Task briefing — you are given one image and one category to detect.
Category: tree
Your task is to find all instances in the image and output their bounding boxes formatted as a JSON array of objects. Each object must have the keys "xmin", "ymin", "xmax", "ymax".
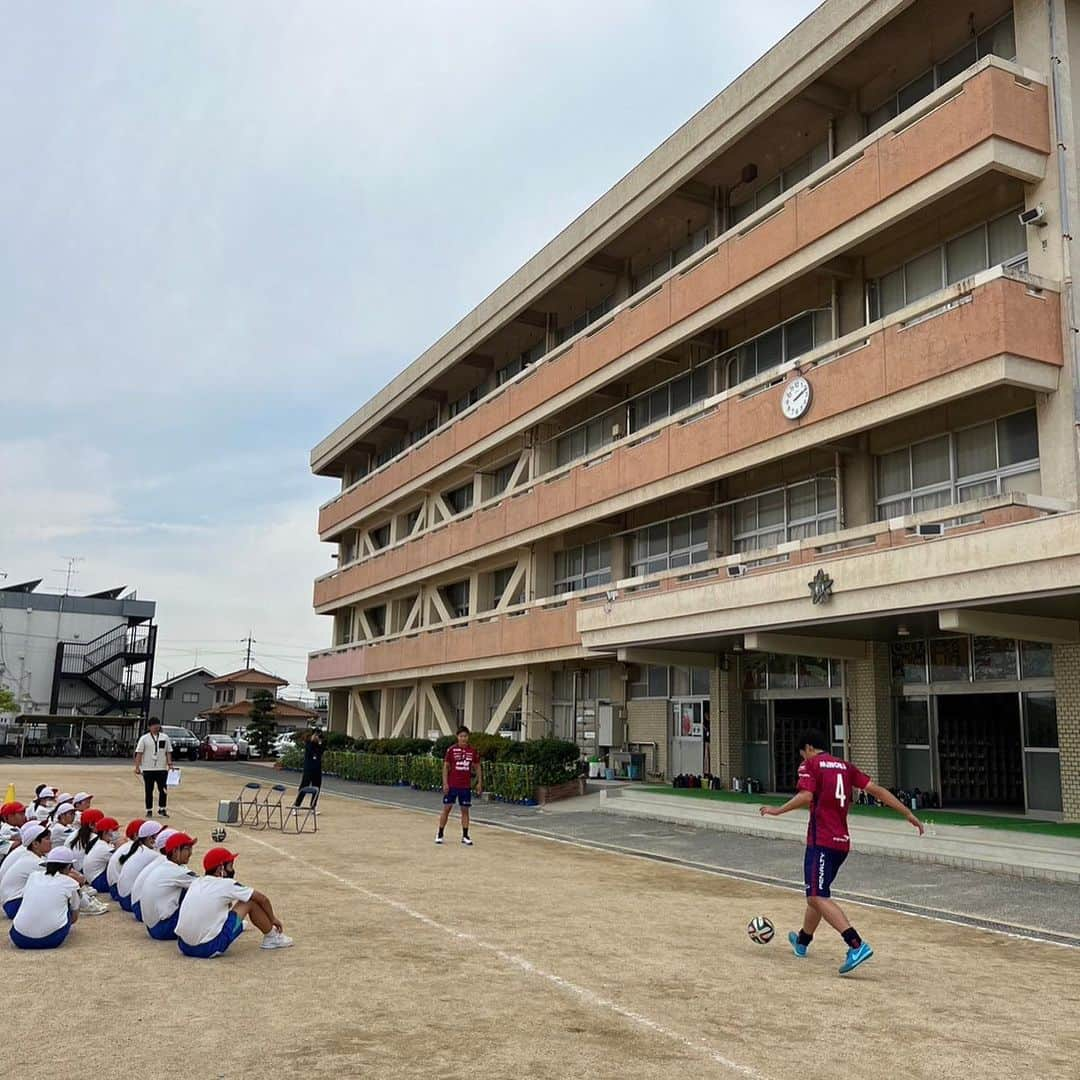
[
  {"xmin": 247, "ymin": 690, "xmax": 278, "ymax": 758},
  {"xmin": 0, "ymin": 686, "xmax": 17, "ymax": 714}
]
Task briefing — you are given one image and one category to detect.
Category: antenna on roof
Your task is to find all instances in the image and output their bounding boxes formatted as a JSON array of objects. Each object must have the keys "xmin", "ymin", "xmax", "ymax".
[{"xmin": 51, "ymin": 556, "xmax": 84, "ymax": 596}]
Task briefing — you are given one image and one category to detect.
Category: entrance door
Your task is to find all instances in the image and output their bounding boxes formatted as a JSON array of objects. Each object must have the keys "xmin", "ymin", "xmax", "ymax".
[
  {"xmin": 935, "ymin": 693, "xmax": 1023, "ymax": 809},
  {"xmin": 670, "ymin": 699, "xmax": 708, "ymax": 776},
  {"xmin": 773, "ymin": 699, "xmax": 831, "ymax": 792}
]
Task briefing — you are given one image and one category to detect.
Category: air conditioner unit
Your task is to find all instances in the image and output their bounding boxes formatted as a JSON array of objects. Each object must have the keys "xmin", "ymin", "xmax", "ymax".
[
  {"xmin": 727, "ymin": 565, "xmax": 747, "ymax": 578},
  {"xmin": 915, "ymin": 523, "xmax": 945, "ymax": 538},
  {"xmin": 1019, "ymin": 204, "xmax": 1048, "ymax": 228}
]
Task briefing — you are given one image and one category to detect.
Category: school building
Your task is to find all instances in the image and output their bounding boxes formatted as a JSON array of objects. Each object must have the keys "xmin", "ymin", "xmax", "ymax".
[{"xmin": 308, "ymin": 0, "xmax": 1080, "ymax": 820}]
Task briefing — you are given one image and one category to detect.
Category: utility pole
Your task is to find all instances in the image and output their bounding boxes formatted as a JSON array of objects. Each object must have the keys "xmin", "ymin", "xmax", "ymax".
[{"xmin": 242, "ymin": 632, "xmax": 256, "ymax": 669}]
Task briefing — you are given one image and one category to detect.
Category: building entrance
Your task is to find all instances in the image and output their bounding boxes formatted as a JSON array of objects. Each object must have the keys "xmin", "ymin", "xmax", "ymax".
[
  {"xmin": 936, "ymin": 693, "xmax": 1024, "ymax": 809},
  {"xmin": 773, "ymin": 699, "xmax": 830, "ymax": 792}
]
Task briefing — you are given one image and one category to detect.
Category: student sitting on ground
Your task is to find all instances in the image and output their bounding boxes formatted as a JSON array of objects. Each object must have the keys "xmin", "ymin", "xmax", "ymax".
[
  {"xmin": 131, "ymin": 828, "xmax": 177, "ymax": 921},
  {"xmin": 0, "ymin": 802, "xmax": 27, "ymax": 870},
  {"xmin": 0, "ymin": 822, "xmax": 52, "ymax": 918},
  {"xmin": 9, "ymin": 846, "xmax": 83, "ymax": 950},
  {"xmin": 83, "ymin": 817, "xmax": 121, "ymax": 894},
  {"xmin": 69, "ymin": 809, "xmax": 105, "ymax": 873},
  {"xmin": 28, "ymin": 786, "xmax": 56, "ymax": 823},
  {"xmin": 117, "ymin": 821, "xmax": 162, "ymax": 912},
  {"xmin": 175, "ymin": 847, "xmax": 293, "ymax": 958},
  {"xmin": 49, "ymin": 803, "xmax": 78, "ymax": 847},
  {"xmin": 106, "ymin": 820, "xmax": 145, "ymax": 901},
  {"xmin": 71, "ymin": 792, "xmax": 94, "ymax": 825},
  {"xmin": 140, "ymin": 832, "xmax": 198, "ymax": 940}
]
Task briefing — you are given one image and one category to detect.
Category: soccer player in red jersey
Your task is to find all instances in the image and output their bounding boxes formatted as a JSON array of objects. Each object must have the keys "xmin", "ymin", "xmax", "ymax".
[
  {"xmin": 760, "ymin": 729, "xmax": 923, "ymax": 974},
  {"xmin": 436, "ymin": 726, "xmax": 483, "ymax": 846}
]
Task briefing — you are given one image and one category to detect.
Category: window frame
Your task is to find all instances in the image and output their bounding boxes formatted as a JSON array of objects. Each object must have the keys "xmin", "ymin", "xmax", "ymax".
[
  {"xmin": 731, "ymin": 477, "xmax": 838, "ymax": 554},
  {"xmin": 630, "ymin": 513, "xmax": 710, "ymax": 577},
  {"xmin": 554, "ymin": 540, "xmax": 612, "ymax": 595}
]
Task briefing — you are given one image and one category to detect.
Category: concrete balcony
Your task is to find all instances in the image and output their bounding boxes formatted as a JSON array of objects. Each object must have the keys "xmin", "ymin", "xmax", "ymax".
[
  {"xmin": 313, "ymin": 268, "xmax": 1063, "ymax": 612},
  {"xmin": 317, "ymin": 58, "xmax": 1050, "ymax": 541}
]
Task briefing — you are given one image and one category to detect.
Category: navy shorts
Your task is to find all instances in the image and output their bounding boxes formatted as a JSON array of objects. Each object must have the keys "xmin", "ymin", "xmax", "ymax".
[
  {"xmin": 442, "ymin": 786, "xmax": 472, "ymax": 807},
  {"xmin": 178, "ymin": 910, "xmax": 244, "ymax": 959},
  {"xmin": 3, "ymin": 898, "xmax": 21, "ymax": 920},
  {"xmin": 91, "ymin": 871, "xmax": 109, "ymax": 894},
  {"xmin": 9, "ymin": 915, "xmax": 71, "ymax": 950},
  {"xmin": 147, "ymin": 909, "xmax": 181, "ymax": 941},
  {"xmin": 804, "ymin": 846, "xmax": 847, "ymax": 899}
]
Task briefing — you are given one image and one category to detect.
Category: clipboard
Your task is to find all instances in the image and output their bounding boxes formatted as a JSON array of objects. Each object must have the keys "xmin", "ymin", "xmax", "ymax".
[{"xmin": 166, "ymin": 768, "xmax": 182, "ymax": 787}]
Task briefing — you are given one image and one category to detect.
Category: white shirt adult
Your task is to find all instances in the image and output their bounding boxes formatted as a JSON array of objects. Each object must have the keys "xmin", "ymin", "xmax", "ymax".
[
  {"xmin": 135, "ymin": 730, "xmax": 173, "ymax": 772},
  {"xmin": 139, "ymin": 860, "xmax": 196, "ymax": 928},
  {"xmin": 175, "ymin": 877, "xmax": 253, "ymax": 946},
  {"xmin": 82, "ymin": 837, "xmax": 114, "ymax": 885},
  {"xmin": 12, "ymin": 871, "xmax": 79, "ymax": 939},
  {"xmin": 117, "ymin": 844, "xmax": 158, "ymax": 900},
  {"xmin": 0, "ymin": 849, "xmax": 43, "ymax": 905}
]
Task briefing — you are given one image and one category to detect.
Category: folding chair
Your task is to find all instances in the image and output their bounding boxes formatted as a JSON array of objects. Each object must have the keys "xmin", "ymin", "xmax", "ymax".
[
  {"xmin": 237, "ymin": 783, "xmax": 262, "ymax": 826},
  {"xmin": 252, "ymin": 784, "xmax": 288, "ymax": 831},
  {"xmin": 280, "ymin": 786, "xmax": 319, "ymax": 834}
]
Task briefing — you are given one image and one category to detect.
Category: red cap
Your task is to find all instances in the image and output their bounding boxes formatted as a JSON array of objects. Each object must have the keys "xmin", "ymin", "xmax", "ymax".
[
  {"xmin": 164, "ymin": 832, "xmax": 197, "ymax": 855},
  {"xmin": 0, "ymin": 802, "xmax": 26, "ymax": 819},
  {"xmin": 124, "ymin": 818, "xmax": 146, "ymax": 840},
  {"xmin": 202, "ymin": 847, "xmax": 238, "ymax": 873},
  {"xmin": 80, "ymin": 808, "xmax": 105, "ymax": 827},
  {"xmin": 94, "ymin": 817, "xmax": 120, "ymax": 833}
]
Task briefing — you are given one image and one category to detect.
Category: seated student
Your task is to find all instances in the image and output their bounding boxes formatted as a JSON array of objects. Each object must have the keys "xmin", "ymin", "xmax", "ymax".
[
  {"xmin": 140, "ymin": 832, "xmax": 198, "ymax": 940},
  {"xmin": 69, "ymin": 809, "xmax": 105, "ymax": 873},
  {"xmin": 49, "ymin": 803, "xmax": 78, "ymax": 848},
  {"xmin": 0, "ymin": 822, "xmax": 52, "ymax": 918},
  {"xmin": 116, "ymin": 820, "xmax": 162, "ymax": 912},
  {"xmin": 1, "ymin": 802, "xmax": 28, "ymax": 870},
  {"xmin": 28, "ymin": 786, "xmax": 57, "ymax": 823},
  {"xmin": 131, "ymin": 828, "xmax": 176, "ymax": 922},
  {"xmin": 175, "ymin": 847, "xmax": 293, "ymax": 958},
  {"xmin": 70, "ymin": 792, "xmax": 94, "ymax": 826},
  {"xmin": 83, "ymin": 817, "xmax": 121, "ymax": 894},
  {"xmin": 106, "ymin": 820, "xmax": 146, "ymax": 901},
  {"xmin": 9, "ymin": 846, "xmax": 83, "ymax": 950}
]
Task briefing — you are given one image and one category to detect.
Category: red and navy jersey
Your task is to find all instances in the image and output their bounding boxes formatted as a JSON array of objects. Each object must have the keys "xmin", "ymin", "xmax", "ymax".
[
  {"xmin": 796, "ymin": 753, "xmax": 871, "ymax": 852},
  {"xmin": 444, "ymin": 745, "xmax": 479, "ymax": 788}
]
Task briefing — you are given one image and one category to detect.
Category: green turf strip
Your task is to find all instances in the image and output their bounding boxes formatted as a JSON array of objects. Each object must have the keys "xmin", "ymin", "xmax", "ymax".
[{"xmin": 636, "ymin": 785, "xmax": 1080, "ymax": 838}]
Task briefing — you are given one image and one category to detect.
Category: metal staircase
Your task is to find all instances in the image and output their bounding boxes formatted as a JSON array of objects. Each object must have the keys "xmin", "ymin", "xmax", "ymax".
[{"xmin": 50, "ymin": 622, "xmax": 157, "ymax": 717}]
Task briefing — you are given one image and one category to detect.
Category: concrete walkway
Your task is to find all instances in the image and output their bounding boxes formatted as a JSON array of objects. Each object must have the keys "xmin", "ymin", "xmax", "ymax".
[{"xmin": 596, "ymin": 787, "xmax": 1080, "ymax": 884}]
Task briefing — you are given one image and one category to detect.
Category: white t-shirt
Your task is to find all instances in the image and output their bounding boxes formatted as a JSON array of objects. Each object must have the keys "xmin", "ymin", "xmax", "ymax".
[
  {"xmin": 117, "ymin": 844, "xmax": 158, "ymax": 900},
  {"xmin": 131, "ymin": 852, "xmax": 164, "ymax": 906},
  {"xmin": 136, "ymin": 732, "xmax": 173, "ymax": 771},
  {"xmin": 175, "ymin": 876, "xmax": 254, "ymax": 946},
  {"xmin": 139, "ymin": 860, "xmax": 196, "ymax": 927},
  {"xmin": 0, "ymin": 823, "xmax": 20, "ymax": 867},
  {"xmin": 31, "ymin": 804, "xmax": 52, "ymax": 822},
  {"xmin": 50, "ymin": 823, "xmax": 76, "ymax": 848},
  {"xmin": 12, "ymin": 872, "xmax": 79, "ymax": 939},
  {"xmin": 0, "ymin": 849, "xmax": 44, "ymax": 904},
  {"xmin": 82, "ymin": 838, "xmax": 114, "ymax": 884},
  {"xmin": 107, "ymin": 841, "xmax": 134, "ymax": 888}
]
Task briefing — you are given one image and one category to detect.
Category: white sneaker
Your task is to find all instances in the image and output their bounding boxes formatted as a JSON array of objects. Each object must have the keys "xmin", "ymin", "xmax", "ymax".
[
  {"xmin": 260, "ymin": 929, "xmax": 294, "ymax": 950},
  {"xmin": 461, "ymin": 835, "xmax": 473, "ymax": 846},
  {"xmin": 434, "ymin": 832, "xmax": 444, "ymax": 844},
  {"xmin": 81, "ymin": 895, "xmax": 109, "ymax": 915}
]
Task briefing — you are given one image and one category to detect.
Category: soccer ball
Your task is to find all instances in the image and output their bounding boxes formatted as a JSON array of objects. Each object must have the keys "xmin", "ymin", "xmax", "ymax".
[
  {"xmin": 747, "ymin": 916, "xmax": 774, "ymax": 944},
  {"xmin": 212, "ymin": 827, "xmax": 227, "ymax": 843}
]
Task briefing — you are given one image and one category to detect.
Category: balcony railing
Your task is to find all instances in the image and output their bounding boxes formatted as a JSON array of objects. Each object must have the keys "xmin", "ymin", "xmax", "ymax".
[{"xmin": 317, "ymin": 57, "xmax": 1050, "ymax": 538}]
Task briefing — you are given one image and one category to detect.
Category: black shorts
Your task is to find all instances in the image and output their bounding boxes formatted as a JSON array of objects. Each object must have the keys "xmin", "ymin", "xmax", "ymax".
[
  {"xmin": 804, "ymin": 846, "xmax": 847, "ymax": 898},
  {"xmin": 442, "ymin": 786, "xmax": 472, "ymax": 807}
]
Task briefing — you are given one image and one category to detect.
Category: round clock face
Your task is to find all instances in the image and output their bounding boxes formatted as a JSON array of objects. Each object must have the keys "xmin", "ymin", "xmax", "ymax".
[{"xmin": 781, "ymin": 376, "xmax": 812, "ymax": 420}]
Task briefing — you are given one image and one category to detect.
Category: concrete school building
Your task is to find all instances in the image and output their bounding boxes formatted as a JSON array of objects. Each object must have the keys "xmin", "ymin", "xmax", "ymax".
[{"xmin": 307, "ymin": 0, "xmax": 1080, "ymax": 821}]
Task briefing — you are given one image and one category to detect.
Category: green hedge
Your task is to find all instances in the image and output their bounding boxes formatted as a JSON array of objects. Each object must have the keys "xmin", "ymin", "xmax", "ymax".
[
  {"xmin": 409, "ymin": 755, "xmax": 443, "ymax": 791},
  {"xmin": 482, "ymin": 761, "xmax": 536, "ymax": 803},
  {"xmin": 279, "ymin": 746, "xmax": 302, "ymax": 770}
]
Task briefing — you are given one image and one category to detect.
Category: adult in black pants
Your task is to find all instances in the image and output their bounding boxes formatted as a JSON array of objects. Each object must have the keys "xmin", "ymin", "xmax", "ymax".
[
  {"xmin": 294, "ymin": 729, "xmax": 323, "ymax": 806},
  {"xmin": 134, "ymin": 720, "xmax": 174, "ymax": 818}
]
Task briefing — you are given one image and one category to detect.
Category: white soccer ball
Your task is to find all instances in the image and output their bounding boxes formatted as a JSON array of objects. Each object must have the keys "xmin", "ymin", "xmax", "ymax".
[{"xmin": 747, "ymin": 916, "xmax": 775, "ymax": 944}]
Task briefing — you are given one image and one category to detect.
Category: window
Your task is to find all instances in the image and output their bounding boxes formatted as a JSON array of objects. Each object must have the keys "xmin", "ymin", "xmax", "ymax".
[
  {"xmin": 364, "ymin": 605, "xmax": 387, "ymax": 638},
  {"xmin": 891, "ymin": 641, "xmax": 928, "ymax": 685},
  {"xmin": 865, "ymin": 15, "xmax": 1016, "ymax": 133},
  {"xmin": 1024, "ymin": 693, "xmax": 1059, "ymax": 748},
  {"xmin": 439, "ymin": 682, "xmax": 467, "ymax": 726},
  {"xmin": 730, "ymin": 142, "xmax": 829, "ymax": 225},
  {"xmin": 554, "ymin": 541, "xmax": 612, "ymax": 595},
  {"xmin": 441, "ymin": 580, "xmax": 470, "ymax": 620},
  {"xmin": 553, "ymin": 295, "xmax": 615, "ymax": 347},
  {"xmin": 443, "ymin": 481, "xmax": 474, "ymax": 516},
  {"xmin": 449, "ymin": 383, "xmax": 486, "ymax": 419},
  {"xmin": 556, "ymin": 416, "xmax": 613, "ymax": 467},
  {"xmin": 497, "ymin": 340, "xmax": 545, "ymax": 386},
  {"xmin": 671, "ymin": 666, "xmax": 711, "ymax": 697},
  {"xmin": 370, "ymin": 523, "xmax": 391, "ymax": 551},
  {"xmin": 869, "ymin": 210, "xmax": 1026, "ymax": 320},
  {"xmin": 490, "ymin": 461, "xmax": 517, "ymax": 497},
  {"xmin": 732, "ymin": 478, "xmax": 837, "ymax": 553},
  {"xmin": 876, "ymin": 410, "xmax": 1040, "ymax": 518},
  {"xmin": 633, "ymin": 227, "xmax": 710, "ymax": 292},
  {"xmin": 1021, "ymin": 641, "xmax": 1054, "ymax": 679},
  {"xmin": 630, "ymin": 364, "xmax": 712, "ymax": 432},
  {"xmin": 181, "ymin": 691, "xmax": 199, "ymax": 704},
  {"xmin": 724, "ymin": 309, "xmax": 832, "ymax": 388},
  {"xmin": 487, "ymin": 677, "xmax": 522, "ymax": 734},
  {"xmin": 630, "ymin": 513, "xmax": 709, "ymax": 577}
]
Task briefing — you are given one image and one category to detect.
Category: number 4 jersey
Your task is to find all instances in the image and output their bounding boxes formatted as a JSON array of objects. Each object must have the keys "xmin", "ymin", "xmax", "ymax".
[{"xmin": 796, "ymin": 753, "xmax": 871, "ymax": 852}]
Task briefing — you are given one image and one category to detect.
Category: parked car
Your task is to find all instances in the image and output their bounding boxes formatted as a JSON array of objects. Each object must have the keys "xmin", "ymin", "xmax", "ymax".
[
  {"xmin": 230, "ymin": 729, "xmax": 253, "ymax": 760},
  {"xmin": 163, "ymin": 726, "xmax": 200, "ymax": 761},
  {"xmin": 199, "ymin": 734, "xmax": 239, "ymax": 761},
  {"xmin": 272, "ymin": 731, "xmax": 297, "ymax": 757}
]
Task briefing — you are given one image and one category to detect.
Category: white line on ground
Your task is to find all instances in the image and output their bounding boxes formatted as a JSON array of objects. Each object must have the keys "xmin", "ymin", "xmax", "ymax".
[{"xmin": 177, "ymin": 800, "xmax": 775, "ymax": 1080}]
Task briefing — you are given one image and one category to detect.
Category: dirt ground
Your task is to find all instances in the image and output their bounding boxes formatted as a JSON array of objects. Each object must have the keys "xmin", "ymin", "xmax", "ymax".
[{"xmin": 3, "ymin": 766, "xmax": 1077, "ymax": 1080}]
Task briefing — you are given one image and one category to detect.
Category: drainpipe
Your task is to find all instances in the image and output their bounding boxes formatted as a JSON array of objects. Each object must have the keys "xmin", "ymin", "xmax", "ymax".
[
  {"xmin": 1047, "ymin": 0, "xmax": 1080, "ymax": 422},
  {"xmin": 827, "ymin": 116, "xmax": 836, "ymax": 161},
  {"xmin": 835, "ymin": 449, "xmax": 846, "ymax": 530}
]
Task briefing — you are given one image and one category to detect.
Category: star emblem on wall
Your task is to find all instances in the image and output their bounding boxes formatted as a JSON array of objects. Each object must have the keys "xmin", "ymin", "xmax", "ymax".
[{"xmin": 808, "ymin": 568, "xmax": 834, "ymax": 605}]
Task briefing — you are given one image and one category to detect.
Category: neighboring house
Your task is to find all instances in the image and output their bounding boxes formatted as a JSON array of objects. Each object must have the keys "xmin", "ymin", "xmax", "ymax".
[
  {"xmin": 148, "ymin": 667, "xmax": 218, "ymax": 730},
  {"xmin": 200, "ymin": 667, "xmax": 318, "ymax": 733}
]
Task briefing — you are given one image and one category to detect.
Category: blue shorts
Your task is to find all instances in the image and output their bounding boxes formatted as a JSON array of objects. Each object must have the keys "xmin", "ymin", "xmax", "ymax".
[
  {"xmin": 147, "ymin": 909, "xmax": 181, "ymax": 941},
  {"xmin": 109, "ymin": 882, "xmax": 120, "ymax": 901},
  {"xmin": 442, "ymin": 786, "xmax": 472, "ymax": 807},
  {"xmin": 92, "ymin": 871, "xmax": 109, "ymax": 894},
  {"xmin": 804, "ymin": 846, "xmax": 847, "ymax": 899},
  {"xmin": 2, "ymin": 898, "xmax": 21, "ymax": 920},
  {"xmin": 132, "ymin": 900, "xmax": 143, "ymax": 923},
  {"xmin": 118, "ymin": 893, "xmax": 133, "ymax": 913},
  {"xmin": 9, "ymin": 915, "xmax": 71, "ymax": 950},
  {"xmin": 178, "ymin": 911, "xmax": 244, "ymax": 959}
]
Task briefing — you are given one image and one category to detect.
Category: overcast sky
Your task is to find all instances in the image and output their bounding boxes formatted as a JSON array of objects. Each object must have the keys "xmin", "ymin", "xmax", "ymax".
[{"xmin": 0, "ymin": 1, "xmax": 821, "ymax": 691}]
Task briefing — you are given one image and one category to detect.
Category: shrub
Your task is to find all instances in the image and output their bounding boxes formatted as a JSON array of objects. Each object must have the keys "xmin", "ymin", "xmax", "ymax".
[
  {"xmin": 324, "ymin": 731, "xmax": 356, "ymax": 751},
  {"xmin": 366, "ymin": 737, "xmax": 433, "ymax": 757},
  {"xmin": 499, "ymin": 738, "xmax": 580, "ymax": 786},
  {"xmin": 409, "ymin": 756, "xmax": 443, "ymax": 791},
  {"xmin": 432, "ymin": 732, "xmax": 514, "ymax": 761},
  {"xmin": 279, "ymin": 746, "xmax": 303, "ymax": 770},
  {"xmin": 482, "ymin": 761, "xmax": 535, "ymax": 803}
]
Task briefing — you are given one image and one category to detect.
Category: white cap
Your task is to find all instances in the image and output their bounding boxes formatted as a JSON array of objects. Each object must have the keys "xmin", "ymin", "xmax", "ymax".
[
  {"xmin": 38, "ymin": 787, "xmax": 56, "ymax": 799},
  {"xmin": 47, "ymin": 845, "xmax": 76, "ymax": 865},
  {"xmin": 53, "ymin": 803, "xmax": 75, "ymax": 818},
  {"xmin": 154, "ymin": 828, "xmax": 178, "ymax": 851},
  {"xmin": 72, "ymin": 792, "xmax": 93, "ymax": 804},
  {"xmin": 56, "ymin": 792, "xmax": 74, "ymax": 804},
  {"xmin": 137, "ymin": 820, "xmax": 163, "ymax": 840},
  {"xmin": 20, "ymin": 822, "xmax": 48, "ymax": 845}
]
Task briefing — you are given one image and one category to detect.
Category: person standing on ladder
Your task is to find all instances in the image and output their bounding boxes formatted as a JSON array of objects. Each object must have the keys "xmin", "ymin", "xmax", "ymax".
[{"xmin": 134, "ymin": 720, "xmax": 173, "ymax": 818}]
